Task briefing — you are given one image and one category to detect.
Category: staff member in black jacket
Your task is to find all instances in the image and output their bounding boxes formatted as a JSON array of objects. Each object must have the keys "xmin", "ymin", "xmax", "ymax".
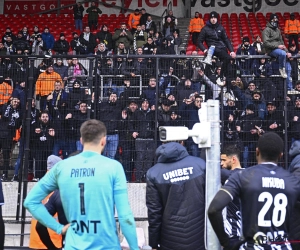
[
  {"xmin": 198, "ymin": 11, "xmax": 236, "ymax": 80},
  {"xmin": 0, "ymin": 97, "xmax": 22, "ymax": 181},
  {"xmin": 31, "ymin": 111, "xmax": 55, "ymax": 180},
  {"xmin": 96, "ymin": 92, "xmax": 122, "ymax": 159},
  {"xmin": 146, "ymin": 142, "xmax": 206, "ymax": 250},
  {"xmin": 130, "ymin": 98, "xmax": 156, "ymax": 182},
  {"xmin": 119, "ymin": 99, "xmax": 138, "ymax": 181}
]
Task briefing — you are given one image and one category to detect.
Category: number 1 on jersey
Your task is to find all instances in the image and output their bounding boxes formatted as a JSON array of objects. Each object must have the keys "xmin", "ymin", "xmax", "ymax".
[{"xmin": 79, "ymin": 183, "xmax": 86, "ymax": 215}]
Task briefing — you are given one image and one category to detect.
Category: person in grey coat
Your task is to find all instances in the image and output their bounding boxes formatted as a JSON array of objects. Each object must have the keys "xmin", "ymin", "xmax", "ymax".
[{"xmin": 262, "ymin": 13, "xmax": 291, "ymax": 78}]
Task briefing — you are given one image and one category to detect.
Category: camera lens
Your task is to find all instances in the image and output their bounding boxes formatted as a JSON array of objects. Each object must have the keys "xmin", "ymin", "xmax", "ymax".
[{"xmin": 159, "ymin": 129, "xmax": 167, "ymax": 141}]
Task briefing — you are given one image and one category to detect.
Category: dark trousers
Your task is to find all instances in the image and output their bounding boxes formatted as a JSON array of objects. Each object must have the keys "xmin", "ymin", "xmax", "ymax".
[
  {"xmin": 186, "ymin": 137, "xmax": 201, "ymax": 157},
  {"xmin": 131, "ymin": 28, "xmax": 137, "ymax": 35},
  {"xmin": 134, "ymin": 139, "xmax": 155, "ymax": 182},
  {"xmin": 88, "ymin": 20, "xmax": 98, "ymax": 31},
  {"xmin": 192, "ymin": 32, "xmax": 200, "ymax": 46},
  {"xmin": 290, "ymin": 58, "xmax": 298, "ymax": 85},
  {"xmin": 214, "ymin": 47, "xmax": 233, "ymax": 79},
  {"xmin": 33, "ymin": 149, "xmax": 51, "ymax": 179},
  {"xmin": 0, "ymin": 137, "xmax": 13, "ymax": 176},
  {"xmin": 288, "ymin": 34, "xmax": 299, "ymax": 50},
  {"xmin": 242, "ymin": 142, "xmax": 256, "ymax": 168},
  {"xmin": 40, "ymin": 96, "xmax": 48, "ymax": 112},
  {"xmin": 36, "ymin": 221, "xmax": 65, "ymax": 249},
  {"xmin": 53, "ymin": 139, "xmax": 76, "ymax": 159},
  {"xmin": 119, "ymin": 140, "xmax": 135, "ymax": 182}
]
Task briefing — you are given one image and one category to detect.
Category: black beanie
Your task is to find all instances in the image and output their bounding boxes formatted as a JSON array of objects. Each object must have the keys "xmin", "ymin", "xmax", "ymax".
[
  {"xmin": 269, "ymin": 13, "xmax": 278, "ymax": 22},
  {"xmin": 242, "ymin": 36, "xmax": 250, "ymax": 43},
  {"xmin": 246, "ymin": 104, "xmax": 256, "ymax": 112},
  {"xmin": 210, "ymin": 11, "xmax": 218, "ymax": 19}
]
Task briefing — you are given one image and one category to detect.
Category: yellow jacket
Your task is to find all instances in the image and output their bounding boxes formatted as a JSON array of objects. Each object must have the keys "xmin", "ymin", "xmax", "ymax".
[
  {"xmin": 35, "ymin": 71, "xmax": 62, "ymax": 97},
  {"xmin": 128, "ymin": 13, "xmax": 141, "ymax": 29},
  {"xmin": 284, "ymin": 19, "xmax": 300, "ymax": 34},
  {"xmin": 189, "ymin": 17, "xmax": 204, "ymax": 33},
  {"xmin": 0, "ymin": 82, "xmax": 13, "ymax": 105}
]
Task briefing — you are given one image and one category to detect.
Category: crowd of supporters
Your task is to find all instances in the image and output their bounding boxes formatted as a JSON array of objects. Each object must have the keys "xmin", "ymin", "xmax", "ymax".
[{"xmin": 0, "ymin": 6, "xmax": 299, "ymax": 182}]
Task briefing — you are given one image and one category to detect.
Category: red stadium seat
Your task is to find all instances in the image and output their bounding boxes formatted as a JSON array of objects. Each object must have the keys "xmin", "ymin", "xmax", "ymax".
[
  {"xmin": 221, "ymin": 13, "xmax": 229, "ymax": 21},
  {"xmin": 187, "ymin": 45, "xmax": 196, "ymax": 51},
  {"xmin": 203, "ymin": 13, "xmax": 210, "ymax": 21},
  {"xmin": 248, "ymin": 13, "xmax": 255, "ymax": 18},
  {"xmin": 101, "ymin": 14, "xmax": 108, "ymax": 19},
  {"xmin": 283, "ymin": 12, "xmax": 290, "ymax": 20},
  {"xmin": 275, "ymin": 12, "xmax": 283, "ymax": 20}
]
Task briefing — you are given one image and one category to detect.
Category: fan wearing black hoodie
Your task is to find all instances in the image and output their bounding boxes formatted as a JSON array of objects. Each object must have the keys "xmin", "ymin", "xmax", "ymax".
[
  {"xmin": 0, "ymin": 97, "xmax": 22, "ymax": 181},
  {"xmin": 236, "ymin": 104, "xmax": 263, "ymax": 168},
  {"xmin": 53, "ymin": 33, "xmax": 70, "ymax": 55},
  {"xmin": 140, "ymin": 77, "xmax": 160, "ymax": 108},
  {"xmin": 130, "ymin": 98, "xmax": 156, "ymax": 182},
  {"xmin": 119, "ymin": 99, "xmax": 139, "ymax": 181},
  {"xmin": 8, "ymin": 57, "xmax": 27, "ymax": 84},
  {"xmin": 2, "ymin": 27, "xmax": 16, "ymax": 44},
  {"xmin": 67, "ymin": 80, "xmax": 87, "ymax": 113},
  {"xmin": 96, "ymin": 24, "xmax": 113, "ymax": 51},
  {"xmin": 198, "ymin": 11, "xmax": 236, "ymax": 79},
  {"xmin": 65, "ymin": 101, "xmax": 88, "ymax": 152},
  {"xmin": 13, "ymin": 31, "xmax": 30, "ymax": 53},
  {"xmin": 3, "ymin": 35, "xmax": 15, "ymax": 55},
  {"xmin": 12, "ymin": 81, "xmax": 26, "ymax": 112},
  {"xmin": 95, "ymin": 92, "xmax": 122, "ymax": 159}
]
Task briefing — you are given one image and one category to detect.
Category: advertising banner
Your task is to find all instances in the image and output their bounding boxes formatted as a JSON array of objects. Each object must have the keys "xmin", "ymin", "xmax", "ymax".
[
  {"xmin": 2, "ymin": 0, "xmax": 299, "ymax": 16},
  {"xmin": 191, "ymin": 0, "xmax": 300, "ymax": 15},
  {"xmin": 4, "ymin": 0, "xmax": 75, "ymax": 14}
]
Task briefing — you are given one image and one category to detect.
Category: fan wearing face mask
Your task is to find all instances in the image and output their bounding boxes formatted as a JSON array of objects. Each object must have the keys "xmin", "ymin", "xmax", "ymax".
[{"xmin": 262, "ymin": 13, "xmax": 292, "ymax": 79}]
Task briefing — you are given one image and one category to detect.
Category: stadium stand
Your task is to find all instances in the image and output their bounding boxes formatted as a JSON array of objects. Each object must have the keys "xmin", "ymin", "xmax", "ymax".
[
  {"xmin": 0, "ymin": 11, "xmax": 298, "ymax": 54},
  {"xmin": 0, "ymin": 10, "xmax": 298, "ymax": 180},
  {"xmin": 0, "ymin": 9, "xmax": 300, "ymax": 249}
]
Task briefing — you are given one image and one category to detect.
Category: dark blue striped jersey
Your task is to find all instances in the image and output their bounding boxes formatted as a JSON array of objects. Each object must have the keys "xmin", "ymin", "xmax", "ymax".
[
  {"xmin": 221, "ymin": 169, "xmax": 243, "ymax": 240},
  {"xmin": 223, "ymin": 163, "xmax": 300, "ymax": 250}
]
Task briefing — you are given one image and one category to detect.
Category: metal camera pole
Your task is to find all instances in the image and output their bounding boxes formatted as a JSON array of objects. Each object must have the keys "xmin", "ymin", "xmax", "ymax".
[{"xmin": 204, "ymin": 99, "xmax": 221, "ymax": 250}]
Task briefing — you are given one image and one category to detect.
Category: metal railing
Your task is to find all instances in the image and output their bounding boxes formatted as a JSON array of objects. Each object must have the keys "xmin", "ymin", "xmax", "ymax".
[{"xmin": 1, "ymin": 53, "xmax": 300, "ymax": 247}]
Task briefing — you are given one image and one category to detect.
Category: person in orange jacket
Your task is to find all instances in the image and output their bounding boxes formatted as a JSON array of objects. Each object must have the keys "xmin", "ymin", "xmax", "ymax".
[
  {"xmin": 0, "ymin": 77, "xmax": 13, "ymax": 110},
  {"xmin": 35, "ymin": 65, "xmax": 62, "ymax": 111},
  {"xmin": 128, "ymin": 9, "xmax": 141, "ymax": 34},
  {"xmin": 284, "ymin": 12, "xmax": 300, "ymax": 50},
  {"xmin": 28, "ymin": 155, "xmax": 63, "ymax": 250},
  {"xmin": 189, "ymin": 12, "xmax": 204, "ymax": 46}
]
